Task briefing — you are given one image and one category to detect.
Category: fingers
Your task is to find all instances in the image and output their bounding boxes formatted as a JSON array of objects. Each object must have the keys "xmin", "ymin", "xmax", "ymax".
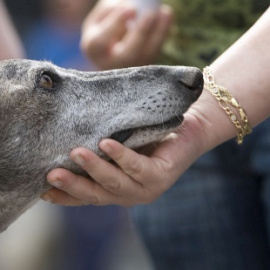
[
  {"xmin": 99, "ymin": 140, "xmax": 147, "ymax": 180},
  {"xmin": 81, "ymin": 2, "xmax": 173, "ymax": 70},
  {"xmin": 113, "ymin": 11, "xmax": 157, "ymax": 61},
  {"xmin": 98, "ymin": 140, "xmax": 170, "ymax": 196},
  {"xmin": 82, "ymin": 0, "xmax": 129, "ymax": 24},
  {"xmin": 81, "ymin": 6, "xmax": 136, "ymax": 68},
  {"xmin": 44, "ymin": 168, "xmax": 99, "ymax": 205},
  {"xmin": 71, "ymin": 146, "xmax": 144, "ymax": 193},
  {"xmin": 42, "ymin": 188, "xmax": 83, "ymax": 206},
  {"xmin": 43, "ymin": 145, "xmax": 151, "ymax": 206},
  {"xmin": 44, "ymin": 166, "xmax": 138, "ymax": 206},
  {"xmin": 142, "ymin": 5, "xmax": 173, "ymax": 60},
  {"xmin": 112, "ymin": 4, "xmax": 173, "ymax": 67},
  {"xmin": 42, "ymin": 139, "xmax": 176, "ymax": 206}
]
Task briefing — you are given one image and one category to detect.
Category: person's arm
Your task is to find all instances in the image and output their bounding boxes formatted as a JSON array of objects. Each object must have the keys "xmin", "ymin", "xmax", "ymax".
[
  {"xmin": 198, "ymin": 6, "xmax": 270, "ymax": 146},
  {"xmin": 0, "ymin": 0, "xmax": 25, "ymax": 59},
  {"xmin": 42, "ymin": 7, "xmax": 270, "ymax": 206},
  {"xmin": 80, "ymin": 0, "xmax": 173, "ymax": 70}
]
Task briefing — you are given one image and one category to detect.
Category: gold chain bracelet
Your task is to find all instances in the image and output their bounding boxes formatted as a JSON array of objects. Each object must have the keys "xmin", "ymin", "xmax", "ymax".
[{"xmin": 203, "ymin": 66, "xmax": 252, "ymax": 144}]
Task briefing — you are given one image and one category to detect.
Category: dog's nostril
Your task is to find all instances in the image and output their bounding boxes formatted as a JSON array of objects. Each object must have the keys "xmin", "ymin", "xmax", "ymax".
[{"xmin": 179, "ymin": 69, "xmax": 204, "ymax": 91}]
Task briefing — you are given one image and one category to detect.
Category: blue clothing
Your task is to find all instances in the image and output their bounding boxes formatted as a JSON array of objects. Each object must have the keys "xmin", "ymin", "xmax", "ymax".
[
  {"xmin": 131, "ymin": 119, "xmax": 270, "ymax": 269},
  {"xmin": 24, "ymin": 19, "xmax": 93, "ymax": 71}
]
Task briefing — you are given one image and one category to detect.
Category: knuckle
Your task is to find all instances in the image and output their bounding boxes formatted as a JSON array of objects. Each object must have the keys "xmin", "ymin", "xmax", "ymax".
[
  {"xmin": 103, "ymin": 180, "xmax": 122, "ymax": 192},
  {"xmin": 61, "ymin": 178, "xmax": 76, "ymax": 191},
  {"xmin": 124, "ymin": 157, "xmax": 143, "ymax": 177},
  {"xmin": 82, "ymin": 183, "xmax": 102, "ymax": 205}
]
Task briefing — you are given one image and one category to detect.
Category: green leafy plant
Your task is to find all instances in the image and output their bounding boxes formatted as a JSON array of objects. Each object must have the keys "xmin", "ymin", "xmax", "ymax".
[{"xmin": 158, "ymin": 0, "xmax": 269, "ymax": 68}]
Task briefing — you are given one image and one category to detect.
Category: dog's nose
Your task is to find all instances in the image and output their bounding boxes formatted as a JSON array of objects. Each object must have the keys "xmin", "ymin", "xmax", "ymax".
[{"xmin": 179, "ymin": 67, "xmax": 204, "ymax": 94}]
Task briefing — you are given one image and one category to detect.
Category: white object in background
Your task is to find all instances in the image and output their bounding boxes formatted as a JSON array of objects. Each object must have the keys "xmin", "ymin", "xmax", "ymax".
[{"xmin": 130, "ymin": 0, "xmax": 161, "ymax": 19}]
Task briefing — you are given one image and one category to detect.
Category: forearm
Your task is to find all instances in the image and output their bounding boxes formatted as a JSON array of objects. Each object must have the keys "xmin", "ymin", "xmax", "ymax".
[
  {"xmin": 212, "ymin": 7, "xmax": 270, "ymax": 127},
  {"xmin": 186, "ymin": 7, "xmax": 270, "ymax": 155},
  {"xmin": 0, "ymin": 0, "xmax": 25, "ymax": 59}
]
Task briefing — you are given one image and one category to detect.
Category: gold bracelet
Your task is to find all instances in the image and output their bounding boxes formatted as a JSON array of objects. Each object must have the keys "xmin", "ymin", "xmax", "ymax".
[{"xmin": 203, "ymin": 66, "xmax": 252, "ymax": 144}]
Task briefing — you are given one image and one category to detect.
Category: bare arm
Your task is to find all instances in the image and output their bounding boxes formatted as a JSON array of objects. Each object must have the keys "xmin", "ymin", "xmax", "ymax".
[
  {"xmin": 43, "ymin": 7, "xmax": 270, "ymax": 206},
  {"xmin": 199, "ymin": 7, "xmax": 270, "ymax": 147},
  {"xmin": 0, "ymin": 0, "xmax": 25, "ymax": 60}
]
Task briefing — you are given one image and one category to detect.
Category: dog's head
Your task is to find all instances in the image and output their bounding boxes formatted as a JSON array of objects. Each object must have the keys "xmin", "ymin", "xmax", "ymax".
[{"xmin": 0, "ymin": 59, "xmax": 203, "ymax": 231}]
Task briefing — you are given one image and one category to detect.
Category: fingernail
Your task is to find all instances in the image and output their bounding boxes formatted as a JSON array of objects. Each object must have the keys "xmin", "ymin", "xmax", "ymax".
[
  {"xmin": 100, "ymin": 140, "xmax": 113, "ymax": 154},
  {"xmin": 42, "ymin": 194, "xmax": 54, "ymax": 203},
  {"xmin": 73, "ymin": 154, "xmax": 85, "ymax": 167},
  {"xmin": 49, "ymin": 179, "xmax": 63, "ymax": 189}
]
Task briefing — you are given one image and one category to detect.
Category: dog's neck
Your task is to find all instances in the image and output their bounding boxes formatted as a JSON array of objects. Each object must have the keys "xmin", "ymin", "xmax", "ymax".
[{"xmin": 0, "ymin": 191, "xmax": 38, "ymax": 232}]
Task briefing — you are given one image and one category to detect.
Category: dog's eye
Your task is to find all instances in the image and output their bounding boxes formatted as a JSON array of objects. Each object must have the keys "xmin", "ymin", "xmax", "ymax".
[
  {"xmin": 39, "ymin": 74, "xmax": 55, "ymax": 90},
  {"xmin": 38, "ymin": 71, "xmax": 60, "ymax": 90}
]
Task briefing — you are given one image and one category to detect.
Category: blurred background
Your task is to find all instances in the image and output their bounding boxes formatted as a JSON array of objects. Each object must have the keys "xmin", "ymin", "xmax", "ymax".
[{"xmin": 0, "ymin": 0, "xmax": 269, "ymax": 270}]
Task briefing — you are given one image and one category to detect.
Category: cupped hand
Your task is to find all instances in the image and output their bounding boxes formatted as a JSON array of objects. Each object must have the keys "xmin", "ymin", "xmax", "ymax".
[
  {"xmin": 42, "ymin": 111, "xmax": 208, "ymax": 207},
  {"xmin": 80, "ymin": 0, "xmax": 173, "ymax": 70}
]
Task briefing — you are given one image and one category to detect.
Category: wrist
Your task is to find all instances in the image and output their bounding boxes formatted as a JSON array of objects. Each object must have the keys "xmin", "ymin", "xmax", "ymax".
[
  {"xmin": 185, "ymin": 88, "xmax": 237, "ymax": 154},
  {"xmin": 203, "ymin": 66, "xmax": 252, "ymax": 144}
]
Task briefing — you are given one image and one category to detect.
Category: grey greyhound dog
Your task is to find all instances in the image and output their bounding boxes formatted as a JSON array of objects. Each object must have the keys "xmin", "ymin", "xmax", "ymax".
[{"xmin": 0, "ymin": 59, "xmax": 203, "ymax": 232}]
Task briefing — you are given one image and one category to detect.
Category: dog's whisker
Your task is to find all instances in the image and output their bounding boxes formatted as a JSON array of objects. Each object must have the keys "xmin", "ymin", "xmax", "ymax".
[
  {"xmin": 161, "ymin": 111, "xmax": 166, "ymax": 131},
  {"xmin": 175, "ymin": 112, "xmax": 183, "ymax": 123}
]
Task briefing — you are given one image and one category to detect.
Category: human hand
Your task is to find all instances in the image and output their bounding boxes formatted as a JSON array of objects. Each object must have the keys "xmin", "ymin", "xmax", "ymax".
[
  {"xmin": 42, "ymin": 110, "xmax": 210, "ymax": 207},
  {"xmin": 80, "ymin": 0, "xmax": 173, "ymax": 70}
]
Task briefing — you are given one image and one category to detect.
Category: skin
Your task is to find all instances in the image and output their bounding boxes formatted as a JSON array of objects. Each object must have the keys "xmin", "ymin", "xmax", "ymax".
[
  {"xmin": 80, "ymin": 0, "xmax": 173, "ymax": 70},
  {"xmin": 43, "ymin": 7, "xmax": 270, "ymax": 207},
  {"xmin": 0, "ymin": 0, "xmax": 25, "ymax": 59}
]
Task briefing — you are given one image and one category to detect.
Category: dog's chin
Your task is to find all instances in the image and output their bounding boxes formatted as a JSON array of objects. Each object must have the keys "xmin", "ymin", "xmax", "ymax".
[{"xmin": 109, "ymin": 115, "xmax": 184, "ymax": 148}]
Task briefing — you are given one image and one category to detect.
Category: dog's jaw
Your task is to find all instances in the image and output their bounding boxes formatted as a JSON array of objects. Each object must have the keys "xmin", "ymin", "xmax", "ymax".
[
  {"xmin": 109, "ymin": 115, "xmax": 184, "ymax": 148},
  {"xmin": 0, "ymin": 191, "xmax": 41, "ymax": 233}
]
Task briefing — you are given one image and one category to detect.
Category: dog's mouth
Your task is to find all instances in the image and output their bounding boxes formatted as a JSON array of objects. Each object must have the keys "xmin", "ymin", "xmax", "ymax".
[
  {"xmin": 109, "ymin": 115, "xmax": 184, "ymax": 144},
  {"xmin": 110, "ymin": 129, "xmax": 135, "ymax": 144}
]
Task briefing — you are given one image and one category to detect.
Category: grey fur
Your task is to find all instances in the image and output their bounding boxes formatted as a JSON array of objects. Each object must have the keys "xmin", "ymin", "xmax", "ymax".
[{"xmin": 0, "ymin": 59, "xmax": 203, "ymax": 232}]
